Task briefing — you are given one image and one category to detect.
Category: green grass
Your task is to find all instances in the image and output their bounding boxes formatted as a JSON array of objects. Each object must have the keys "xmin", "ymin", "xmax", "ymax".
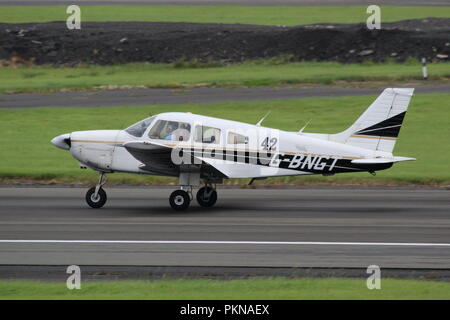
[
  {"xmin": 2, "ymin": 61, "xmax": 450, "ymax": 93},
  {"xmin": 1, "ymin": 278, "xmax": 449, "ymax": 299},
  {"xmin": 0, "ymin": 93, "xmax": 448, "ymax": 186},
  {"xmin": 1, "ymin": 5, "xmax": 450, "ymax": 25}
]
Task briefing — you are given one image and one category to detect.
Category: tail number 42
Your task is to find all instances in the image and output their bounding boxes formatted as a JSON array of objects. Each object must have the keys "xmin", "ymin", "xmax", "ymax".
[{"xmin": 261, "ymin": 137, "xmax": 277, "ymax": 151}]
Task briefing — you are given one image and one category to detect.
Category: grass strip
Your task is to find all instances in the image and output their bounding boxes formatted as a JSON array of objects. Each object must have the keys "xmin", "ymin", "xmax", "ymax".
[
  {"xmin": 1, "ymin": 61, "xmax": 449, "ymax": 93},
  {"xmin": 1, "ymin": 278, "xmax": 449, "ymax": 299},
  {"xmin": 1, "ymin": 5, "xmax": 450, "ymax": 25}
]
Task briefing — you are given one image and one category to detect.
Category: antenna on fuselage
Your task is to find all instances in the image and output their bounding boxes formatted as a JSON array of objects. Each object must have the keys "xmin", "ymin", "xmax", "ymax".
[
  {"xmin": 298, "ymin": 119, "xmax": 312, "ymax": 134},
  {"xmin": 256, "ymin": 111, "xmax": 271, "ymax": 126}
]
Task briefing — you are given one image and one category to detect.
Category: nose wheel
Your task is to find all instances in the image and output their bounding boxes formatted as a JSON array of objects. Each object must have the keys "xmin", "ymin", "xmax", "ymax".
[
  {"xmin": 86, "ymin": 187, "xmax": 107, "ymax": 208},
  {"xmin": 86, "ymin": 172, "xmax": 107, "ymax": 209}
]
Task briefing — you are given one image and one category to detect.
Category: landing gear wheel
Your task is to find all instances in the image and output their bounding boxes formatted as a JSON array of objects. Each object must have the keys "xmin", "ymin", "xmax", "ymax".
[
  {"xmin": 86, "ymin": 187, "xmax": 107, "ymax": 209},
  {"xmin": 196, "ymin": 186, "xmax": 217, "ymax": 207},
  {"xmin": 170, "ymin": 190, "xmax": 190, "ymax": 211}
]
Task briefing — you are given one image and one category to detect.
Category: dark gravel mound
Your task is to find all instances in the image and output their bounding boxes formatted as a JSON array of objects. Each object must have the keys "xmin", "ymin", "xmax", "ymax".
[{"xmin": 1, "ymin": 18, "xmax": 449, "ymax": 66}]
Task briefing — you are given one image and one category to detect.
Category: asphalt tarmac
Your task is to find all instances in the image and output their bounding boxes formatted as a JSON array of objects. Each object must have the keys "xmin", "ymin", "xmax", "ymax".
[
  {"xmin": 2, "ymin": 84, "xmax": 450, "ymax": 109},
  {"xmin": 0, "ymin": 187, "xmax": 449, "ymax": 274}
]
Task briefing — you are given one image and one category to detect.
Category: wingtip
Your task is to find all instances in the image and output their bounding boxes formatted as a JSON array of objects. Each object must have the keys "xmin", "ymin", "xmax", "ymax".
[{"xmin": 393, "ymin": 156, "xmax": 416, "ymax": 162}]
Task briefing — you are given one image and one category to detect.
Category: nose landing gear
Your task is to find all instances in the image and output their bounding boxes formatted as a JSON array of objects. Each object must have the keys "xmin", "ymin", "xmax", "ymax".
[{"xmin": 86, "ymin": 172, "xmax": 107, "ymax": 208}]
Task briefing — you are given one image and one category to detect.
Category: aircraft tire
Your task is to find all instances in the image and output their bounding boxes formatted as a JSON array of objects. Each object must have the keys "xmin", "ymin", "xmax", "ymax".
[
  {"xmin": 196, "ymin": 187, "xmax": 217, "ymax": 207},
  {"xmin": 86, "ymin": 187, "xmax": 107, "ymax": 209},
  {"xmin": 169, "ymin": 190, "xmax": 190, "ymax": 211}
]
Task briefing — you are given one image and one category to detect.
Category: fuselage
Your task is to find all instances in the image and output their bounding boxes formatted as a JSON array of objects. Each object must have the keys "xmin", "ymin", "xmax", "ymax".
[{"xmin": 52, "ymin": 112, "xmax": 393, "ymax": 179}]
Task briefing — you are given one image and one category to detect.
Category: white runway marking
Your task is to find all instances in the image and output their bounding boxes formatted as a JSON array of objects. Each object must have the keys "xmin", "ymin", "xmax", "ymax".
[{"xmin": 0, "ymin": 240, "xmax": 449, "ymax": 247}]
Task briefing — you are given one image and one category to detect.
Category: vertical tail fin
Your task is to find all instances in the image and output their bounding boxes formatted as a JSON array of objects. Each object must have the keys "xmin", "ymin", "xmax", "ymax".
[{"xmin": 332, "ymin": 88, "xmax": 414, "ymax": 153}]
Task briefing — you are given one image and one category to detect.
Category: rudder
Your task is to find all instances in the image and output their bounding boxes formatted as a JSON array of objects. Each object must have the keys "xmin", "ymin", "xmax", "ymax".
[{"xmin": 331, "ymin": 88, "xmax": 414, "ymax": 153}]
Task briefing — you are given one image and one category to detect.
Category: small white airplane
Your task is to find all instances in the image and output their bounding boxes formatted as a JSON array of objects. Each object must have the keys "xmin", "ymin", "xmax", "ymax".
[{"xmin": 52, "ymin": 88, "xmax": 415, "ymax": 210}]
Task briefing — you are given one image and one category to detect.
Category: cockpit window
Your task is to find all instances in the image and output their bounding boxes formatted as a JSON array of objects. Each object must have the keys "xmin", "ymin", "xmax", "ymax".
[
  {"xmin": 125, "ymin": 116, "xmax": 156, "ymax": 137},
  {"xmin": 148, "ymin": 120, "xmax": 191, "ymax": 141},
  {"xmin": 195, "ymin": 125, "xmax": 221, "ymax": 144},
  {"xmin": 228, "ymin": 132, "xmax": 248, "ymax": 144}
]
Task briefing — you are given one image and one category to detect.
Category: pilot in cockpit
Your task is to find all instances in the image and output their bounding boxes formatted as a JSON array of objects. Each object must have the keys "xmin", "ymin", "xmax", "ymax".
[{"xmin": 163, "ymin": 122, "xmax": 179, "ymax": 140}]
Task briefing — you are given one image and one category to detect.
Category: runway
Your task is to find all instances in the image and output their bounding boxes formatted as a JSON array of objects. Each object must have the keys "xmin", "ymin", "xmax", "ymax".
[
  {"xmin": 2, "ymin": 84, "xmax": 450, "ymax": 109},
  {"xmin": 0, "ymin": 187, "xmax": 449, "ymax": 274}
]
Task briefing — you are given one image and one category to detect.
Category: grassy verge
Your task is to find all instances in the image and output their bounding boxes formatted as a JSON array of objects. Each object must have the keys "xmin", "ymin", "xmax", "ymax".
[
  {"xmin": 0, "ymin": 93, "xmax": 448, "ymax": 186},
  {"xmin": 1, "ymin": 61, "xmax": 450, "ymax": 93},
  {"xmin": 1, "ymin": 5, "xmax": 450, "ymax": 25},
  {"xmin": 1, "ymin": 278, "xmax": 449, "ymax": 299}
]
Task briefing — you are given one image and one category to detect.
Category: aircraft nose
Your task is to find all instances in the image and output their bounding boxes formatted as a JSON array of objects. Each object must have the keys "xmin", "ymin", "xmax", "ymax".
[{"xmin": 51, "ymin": 133, "xmax": 71, "ymax": 150}]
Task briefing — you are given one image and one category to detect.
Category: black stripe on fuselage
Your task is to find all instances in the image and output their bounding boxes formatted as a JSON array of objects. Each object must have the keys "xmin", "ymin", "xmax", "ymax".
[{"xmin": 178, "ymin": 148, "xmax": 392, "ymax": 174}]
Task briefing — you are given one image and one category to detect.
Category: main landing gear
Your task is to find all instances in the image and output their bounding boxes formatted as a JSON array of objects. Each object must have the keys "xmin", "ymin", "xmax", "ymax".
[
  {"xmin": 86, "ymin": 172, "xmax": 107, "ymax": 208},
  {"xmin": 196, "ymin": 185, "xmax": 217, "ymax": 208},
  {"xmin": 169, "ymin": 188, "xmax": 191, "ymax": 211},
  {"xmin": 169, "ymin": 183, "xmax": 218, "ymax": 211}
]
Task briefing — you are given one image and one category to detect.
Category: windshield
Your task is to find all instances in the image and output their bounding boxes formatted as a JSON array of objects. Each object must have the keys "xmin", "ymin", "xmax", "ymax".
[{"xmin": 125, "ymin": 116, "xmax": 156, "ymax": 137}]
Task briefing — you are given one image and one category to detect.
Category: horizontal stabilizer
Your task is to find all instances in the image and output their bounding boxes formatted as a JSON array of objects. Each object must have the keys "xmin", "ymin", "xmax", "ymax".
[{"xmin": 351, "ymin": 157, "xmax": 416, "ymax": 165}]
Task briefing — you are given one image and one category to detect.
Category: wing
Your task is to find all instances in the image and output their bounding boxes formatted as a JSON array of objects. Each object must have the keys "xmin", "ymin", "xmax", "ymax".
[
  {"xmin": 122, "ymin": 141, "xmax": 225, "ymax": 179},
  {"xmin": 122, "ymin": 141, "xmax": 180, "ymax": 176}
]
